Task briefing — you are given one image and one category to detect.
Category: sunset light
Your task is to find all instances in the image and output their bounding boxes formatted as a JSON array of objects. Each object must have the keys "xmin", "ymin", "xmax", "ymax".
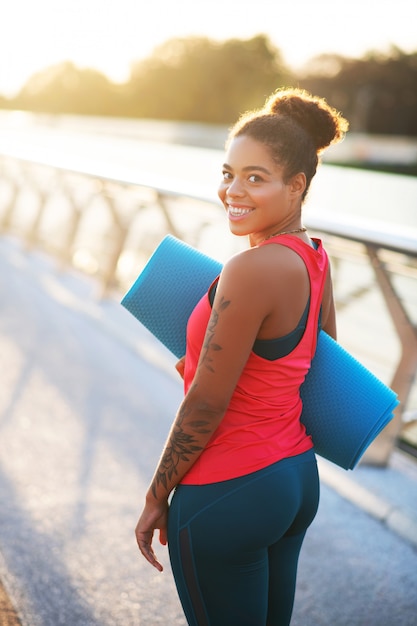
[{"xmin": 1, "ymin": 0, "xmax": 416, "ymax": 97}]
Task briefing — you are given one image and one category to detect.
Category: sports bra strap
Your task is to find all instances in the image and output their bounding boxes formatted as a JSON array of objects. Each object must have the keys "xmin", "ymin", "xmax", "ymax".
[{"xmin": 208, "ymin": 281, "xmax": 319, "ymax": 360}]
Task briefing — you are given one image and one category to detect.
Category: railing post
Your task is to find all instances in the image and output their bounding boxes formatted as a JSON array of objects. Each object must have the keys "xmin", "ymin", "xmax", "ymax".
[
  {"xmin": 55, "ymin": 173, "xmax": 84, "ymax": 269},
  {"xmin": 25, "ymin": 188, "xmax": 48, "ymax": 249},
  {"xmin": 97, "ymin": 186, "xmax": 130, "ymax": 297},
  {"xmin": 0, "ymin": 181, "xmax": 19, "ymax": 233},
  {"xmin": 362, "ymin": 245, "xmax": 417, "ymax": 466},
  {"xmin": 155, "ymin": 192, "xmax": 181, "ymax": 239}
]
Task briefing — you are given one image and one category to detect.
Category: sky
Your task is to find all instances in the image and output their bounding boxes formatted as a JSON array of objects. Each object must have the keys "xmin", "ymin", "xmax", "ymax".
[{"xmin": 1, "ymin": 0, "xmax": 416, "ymax": 97}]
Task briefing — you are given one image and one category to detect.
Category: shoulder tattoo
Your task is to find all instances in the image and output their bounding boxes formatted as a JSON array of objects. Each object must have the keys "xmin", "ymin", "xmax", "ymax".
[{"xmin": 200, "ymin": 296, "xmax": 230, "ymax": 373}]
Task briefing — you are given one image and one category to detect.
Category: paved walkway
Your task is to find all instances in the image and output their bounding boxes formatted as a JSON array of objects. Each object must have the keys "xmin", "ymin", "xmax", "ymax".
[{"xmin": 0, "ymin": 236, "xmax": 416, "ymax": 625}]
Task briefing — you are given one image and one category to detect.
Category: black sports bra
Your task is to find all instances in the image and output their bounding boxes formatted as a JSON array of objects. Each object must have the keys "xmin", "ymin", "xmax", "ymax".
[{"xmin": 208, "ymin": 282, "xmax": 311, "ymax": 361}]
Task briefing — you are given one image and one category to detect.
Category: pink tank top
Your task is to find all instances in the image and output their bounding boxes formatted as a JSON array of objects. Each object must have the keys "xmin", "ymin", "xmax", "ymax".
[{"xmin": 181, "ymin": 236, "xmax": 328, "ymax": 485}]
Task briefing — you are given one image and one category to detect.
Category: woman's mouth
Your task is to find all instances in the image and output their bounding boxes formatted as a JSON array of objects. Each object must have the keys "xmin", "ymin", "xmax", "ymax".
[{"xmin": 227, "ymin": 205, "xmax": 253, "ymax": 219}]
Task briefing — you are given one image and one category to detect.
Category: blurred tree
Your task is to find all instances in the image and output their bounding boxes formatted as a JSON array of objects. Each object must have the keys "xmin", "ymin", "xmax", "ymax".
[
  {"xmin": 0, "ymin": 94, "xmax": 12, "ymax": 109},
  {"xmin": 299, "ymin": 47, "xmax": 417, "ymax": 136},
  {"xmin": 14, "ymin": 62, "xmax": 123, "ymax": 116},
  {"xmin": 126, "ymin": 35, "xmax": 291, "ymax": 123},
  {"xmin": 3, "ymin": 39, "xmax": 417, "ymax": 137}
]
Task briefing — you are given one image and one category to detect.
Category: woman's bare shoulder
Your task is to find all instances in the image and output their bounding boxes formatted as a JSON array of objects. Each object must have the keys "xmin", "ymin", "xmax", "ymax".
[
  {"xmin": 213, "ymin": 246, "xmax": 302, "ymax": 316},
  {"xmin": 221, "ymin": 243, "xmax": 306, "ymax": 284}
]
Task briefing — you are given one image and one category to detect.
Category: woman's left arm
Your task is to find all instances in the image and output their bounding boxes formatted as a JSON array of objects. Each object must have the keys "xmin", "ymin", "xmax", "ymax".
[
  {"xmin": 135, "ymin": 250, "xmax": 274, "ymax": 570},
  {"xmin": 135, "ymin": 380, "xmax": 227, "ymax": 570}
]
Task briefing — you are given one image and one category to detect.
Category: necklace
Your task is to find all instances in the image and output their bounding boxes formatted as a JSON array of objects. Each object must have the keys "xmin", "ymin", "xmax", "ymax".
[{"xmin": 263, "ymin": 227, "xmax": 307, "ymax": 242}]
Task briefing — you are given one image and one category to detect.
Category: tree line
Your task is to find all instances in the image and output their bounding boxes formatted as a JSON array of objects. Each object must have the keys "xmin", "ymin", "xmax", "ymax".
[{"xmin": 1, "ymin": 35, "xmax": 416, "ymax": 137}]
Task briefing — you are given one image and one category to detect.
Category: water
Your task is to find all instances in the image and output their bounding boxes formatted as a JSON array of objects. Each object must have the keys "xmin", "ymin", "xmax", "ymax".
[{"xmin": 0, "ymin": 110, "xmax": 416, "ymax": 231}]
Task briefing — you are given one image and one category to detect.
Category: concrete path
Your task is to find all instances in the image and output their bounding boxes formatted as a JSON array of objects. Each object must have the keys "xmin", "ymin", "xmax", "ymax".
[{"xmin": 0, "ymin": 236, "xmax": 416, "ymax": 625}]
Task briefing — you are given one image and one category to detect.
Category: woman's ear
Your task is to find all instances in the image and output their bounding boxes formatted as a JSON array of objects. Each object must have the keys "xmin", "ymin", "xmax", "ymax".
[{"xmin": 289, "ymin": 172, "xmax": 307, "ymax": 198}]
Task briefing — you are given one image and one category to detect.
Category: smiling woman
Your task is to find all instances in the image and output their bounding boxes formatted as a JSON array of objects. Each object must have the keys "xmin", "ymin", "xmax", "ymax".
[
  {"xmin": 219, "ymin": 88, "xmax": 348, "ymax": 245},
  {"xmin": 134, "ymin": 87, "xmax": 348, "ymax": 625}
]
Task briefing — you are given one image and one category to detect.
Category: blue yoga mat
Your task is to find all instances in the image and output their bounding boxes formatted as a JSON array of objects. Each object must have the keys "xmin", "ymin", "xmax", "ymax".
[{"xmin": 121, "ymin": 235, "xmax": 398, "ymax": 470}]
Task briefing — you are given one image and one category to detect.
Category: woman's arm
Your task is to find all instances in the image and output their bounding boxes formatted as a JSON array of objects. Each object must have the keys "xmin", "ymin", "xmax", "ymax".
[
  {"xmin": 134, "ymin": 383, "xmax": 227, "ymax": 571},
  {"xmin": 321, "ymin": 266, "xmax": 337, "ymax": 340},
  {"xmin": 135, "ymin": 248, "xmax": 278, "ymax": 570}
]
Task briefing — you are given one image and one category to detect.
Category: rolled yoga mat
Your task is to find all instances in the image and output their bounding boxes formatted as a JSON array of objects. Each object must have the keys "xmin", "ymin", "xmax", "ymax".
[{"xmin": 121, "ymin": 235, "xmax": 398, "ymax": 470}]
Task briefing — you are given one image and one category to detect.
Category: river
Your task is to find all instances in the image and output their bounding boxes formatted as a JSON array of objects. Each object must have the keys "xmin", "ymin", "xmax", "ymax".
[{"xmin": 0, "ymin": 110, "xmax": 416, "ymax": 232}]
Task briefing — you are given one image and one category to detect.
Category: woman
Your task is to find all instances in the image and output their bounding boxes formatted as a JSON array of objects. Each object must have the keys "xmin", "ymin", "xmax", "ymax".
[{"xmin": 135, "ymin": 88, "xmax": 348, "ymax": 625}]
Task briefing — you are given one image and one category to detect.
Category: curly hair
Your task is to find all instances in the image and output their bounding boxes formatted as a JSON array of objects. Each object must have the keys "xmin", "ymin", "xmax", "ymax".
[{"xmin": 228, "ymin": 87, "xmax": 349, "ymax": 200}]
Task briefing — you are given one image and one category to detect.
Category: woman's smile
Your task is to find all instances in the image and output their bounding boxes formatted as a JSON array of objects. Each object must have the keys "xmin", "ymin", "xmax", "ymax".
[
  {"xmin": 227, "ymin": 204, "xmax": 254, "ymax": 220},
  {"xmin": 218, "ymin": 135, "xmax": 300, "ymax": 243}
]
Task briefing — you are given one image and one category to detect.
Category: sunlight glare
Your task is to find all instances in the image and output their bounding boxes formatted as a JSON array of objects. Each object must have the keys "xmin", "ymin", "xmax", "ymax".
[{"xmin": 0, "ymin": 0, "xmax": 416, "ymax": 97}]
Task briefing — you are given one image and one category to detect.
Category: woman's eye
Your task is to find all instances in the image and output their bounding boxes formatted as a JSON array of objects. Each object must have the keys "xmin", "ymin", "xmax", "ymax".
[
  {"xmin": 222, "ymin": 171, "xmax": 233, "ymax": 181},
  {"xmin": 248, "ymin": 174, "xmax": 262, "ymax": 183}
]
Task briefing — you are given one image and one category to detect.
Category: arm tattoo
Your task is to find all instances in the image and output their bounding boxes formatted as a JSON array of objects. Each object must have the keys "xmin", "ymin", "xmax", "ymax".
[
  {"xmin": 151, "ymin": 394, "xmax": 211, "ymax": 498},
  {"xmin": 200, "ymin": 296, "xmax": 230, "ymax": 373},
  {"xmin": 151, "ymin": 296, "xmax": 230, "ymax": 498}
]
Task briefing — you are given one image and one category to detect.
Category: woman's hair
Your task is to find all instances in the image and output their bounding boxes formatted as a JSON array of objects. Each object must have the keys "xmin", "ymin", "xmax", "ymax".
[{"xmin": 228, "ymin": 87, "xmax": 349, "ymax": 200}]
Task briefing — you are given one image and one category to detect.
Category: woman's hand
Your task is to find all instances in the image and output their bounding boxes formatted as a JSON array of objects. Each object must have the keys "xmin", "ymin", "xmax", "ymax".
[
  {"xmin": 135, "ymin": 498, "xmax": 169, "ymax": 572},
  {"xmin": 175, "ymin": 356, "xmax": 185, "ymax": 379}
]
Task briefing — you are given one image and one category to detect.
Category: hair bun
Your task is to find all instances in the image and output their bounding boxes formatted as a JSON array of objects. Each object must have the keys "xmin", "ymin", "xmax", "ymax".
[{"xmin": 265, "ymin": 88, "xmax": 348, "ymax": 152}]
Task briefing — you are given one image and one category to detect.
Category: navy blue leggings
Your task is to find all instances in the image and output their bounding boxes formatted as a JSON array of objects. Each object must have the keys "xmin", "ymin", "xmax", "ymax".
[{"xmin": 168, "ymin": 449, "xmax": 319, "ymax": 626}]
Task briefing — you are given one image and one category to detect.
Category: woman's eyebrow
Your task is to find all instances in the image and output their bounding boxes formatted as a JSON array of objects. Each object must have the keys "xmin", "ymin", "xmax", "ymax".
[{"xmin": 222, "ymin": 163, "xmax": 272, "ymax": 175}]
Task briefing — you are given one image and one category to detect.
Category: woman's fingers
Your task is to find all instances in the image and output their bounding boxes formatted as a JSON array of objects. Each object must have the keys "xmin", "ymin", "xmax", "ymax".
[
  {"xmin": 175, "ymin": 356, "xmax": 186, "ymax": 379},
  {"xmin": 159, "ymin": 527, "xmax": 167, "ymax": 546},
  {"xmin": 135, "ymin": 503, "xmax": 168, "ymax": 571},
  {"xmin": 136, "ymin": 530, "xmax": 164, "ymax": 572}
]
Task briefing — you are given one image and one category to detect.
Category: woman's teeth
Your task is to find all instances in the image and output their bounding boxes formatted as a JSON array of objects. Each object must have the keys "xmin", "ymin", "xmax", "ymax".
[{"xmin": 228, "ymin": 206, "xmax": 252, "ymax": 216}]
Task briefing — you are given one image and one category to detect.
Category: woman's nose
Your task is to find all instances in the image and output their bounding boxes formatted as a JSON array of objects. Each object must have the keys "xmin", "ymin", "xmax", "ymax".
[{"xmin": 226, "ymin": 177, "xmax": 245, "ymax": 197}]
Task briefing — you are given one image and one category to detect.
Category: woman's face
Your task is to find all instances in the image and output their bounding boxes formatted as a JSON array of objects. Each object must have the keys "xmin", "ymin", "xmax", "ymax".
[{"xmin": 218, "ymin": 135, "xmax": 302, "ymax": 246}]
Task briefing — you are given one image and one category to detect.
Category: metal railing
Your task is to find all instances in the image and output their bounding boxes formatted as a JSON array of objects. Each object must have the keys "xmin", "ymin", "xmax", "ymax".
[{"xmin": 0, "ymin": 151, "xmax": 416, "ymax": 466}]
